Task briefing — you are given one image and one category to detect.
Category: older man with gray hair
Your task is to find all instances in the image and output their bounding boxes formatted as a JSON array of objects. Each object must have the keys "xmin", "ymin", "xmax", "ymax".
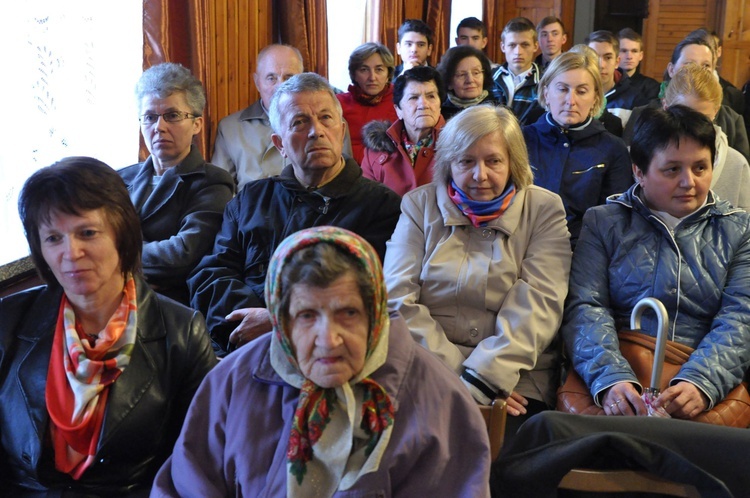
[
  {"xmin": 211, "ymin": 44, "xmax": 303, "ymax": 190},
  {"xmin": 189, "ymin": 73, "xmax": 402, "ymax": 356}
]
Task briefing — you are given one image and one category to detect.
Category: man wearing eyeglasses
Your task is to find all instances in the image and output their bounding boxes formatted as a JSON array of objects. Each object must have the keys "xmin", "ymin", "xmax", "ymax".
[
  {"xmin": 118, "ymin": 62, "xmax": 234, "ymax": 305},
  {"xmin": 211, "ymin": 44, "xmax": 304, "ymax": 190}
]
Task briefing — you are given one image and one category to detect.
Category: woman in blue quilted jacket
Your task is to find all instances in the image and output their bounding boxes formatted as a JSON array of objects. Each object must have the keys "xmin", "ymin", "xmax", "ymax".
[{"xmin": 562, "ymin": 105, "xmax": 750, "ymax": 419}]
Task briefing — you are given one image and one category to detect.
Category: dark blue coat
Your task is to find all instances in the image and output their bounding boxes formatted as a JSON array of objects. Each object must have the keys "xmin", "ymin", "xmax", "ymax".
[{"xmin": 523, "ymin": 113, "xmax": 633, "ymax": 245}]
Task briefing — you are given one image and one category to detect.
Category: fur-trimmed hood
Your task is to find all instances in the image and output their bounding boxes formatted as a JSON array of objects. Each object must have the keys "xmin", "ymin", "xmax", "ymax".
[{"xmin": 362, "ymin": 120, "xmax": 397, "ymax": 154}]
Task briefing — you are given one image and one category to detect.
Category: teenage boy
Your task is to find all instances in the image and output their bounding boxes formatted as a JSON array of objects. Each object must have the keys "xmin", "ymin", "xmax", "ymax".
[
  {"xmin": 535, "ymin": 16, "xmax": 567, "ymax": 72},
  {"xmin": 394, "ymin": 19, "xmax": 433, "ymax": 80},
  {"xmin": 491, "ymin": 17, "xmax": 543, "ymax": 125},
  {"xmin": 617, "ymin": 28, "xmax": 660, "ymax": 102},
  {"xmin": 455, "ymin": 16, "xmax": 488, "ymax": 50},
  {"xmin": 586, "ymin": 30, "xmax": 647, "ymax": 128}
]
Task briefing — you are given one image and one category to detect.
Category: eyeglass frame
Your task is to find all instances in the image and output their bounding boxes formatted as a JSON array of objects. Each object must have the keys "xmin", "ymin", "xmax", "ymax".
[{"xmin": 139, "ymin": 111, "xmax": 199, "ymax": 125}]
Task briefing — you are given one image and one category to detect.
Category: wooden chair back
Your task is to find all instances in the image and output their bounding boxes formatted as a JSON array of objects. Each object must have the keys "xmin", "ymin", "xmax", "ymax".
[
  {"xmin": 478, "ymin": 399, "xmax": 507, "ymax": 461},
  {"xmin": 559, "ymin": 468, "xmax": 701, "ymax": 497}
]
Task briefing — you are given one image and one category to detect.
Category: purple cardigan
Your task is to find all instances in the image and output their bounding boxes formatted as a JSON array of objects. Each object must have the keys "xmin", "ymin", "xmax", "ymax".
[{"xmin": 151, "ymin": 312, "xmax": 491, "ymax": 497}]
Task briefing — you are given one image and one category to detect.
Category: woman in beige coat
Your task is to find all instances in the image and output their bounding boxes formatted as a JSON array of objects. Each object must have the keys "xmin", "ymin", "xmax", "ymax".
[{"xmin": 383, "ymin": 105, "xmax": 572, "ymax": 444}]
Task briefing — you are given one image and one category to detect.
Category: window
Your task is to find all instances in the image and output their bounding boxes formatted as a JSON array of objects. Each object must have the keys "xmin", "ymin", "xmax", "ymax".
[
  {"xmin": 449, "ymin": 0, "xmax": 483, "ymax": 47},
  {"xmin": 326, "ymin": 0, "xmax": 368, "ymax": 92},
  {"xmin": 0, "ymin": 2, "xmax": 142, "ymax": 266}
]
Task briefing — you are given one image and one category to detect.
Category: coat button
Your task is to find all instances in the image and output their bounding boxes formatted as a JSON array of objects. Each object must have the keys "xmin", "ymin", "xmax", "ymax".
[
  {"xmin": 470, "ymin": 327, "xmax": 478, "ymax": 337},
  {"xmin": 482, "ymin": 229, "xmax": 492, "ymax": 238},
  {"xmin": 669, "ymin": 288, "xmax": 677, "ymax": 294},
  {"xmin": 563, "ymin": 142, "xmax": 570, "ymax": 148}
]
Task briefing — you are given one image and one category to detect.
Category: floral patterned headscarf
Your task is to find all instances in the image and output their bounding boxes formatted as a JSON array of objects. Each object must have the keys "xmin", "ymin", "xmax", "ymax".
[{"xmin": 266, "ymin": 226, "xmax": 394, "ymax": 497}]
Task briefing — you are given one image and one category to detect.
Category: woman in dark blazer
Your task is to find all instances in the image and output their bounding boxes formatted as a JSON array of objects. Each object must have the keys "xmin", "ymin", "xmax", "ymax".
[
  {"xmin": 1, "ymin": 157, "xmax": 216, "ymax": 496},
  {"xmin": 118, "ymin": 62, "xmax": 234, "ymax": 305}
]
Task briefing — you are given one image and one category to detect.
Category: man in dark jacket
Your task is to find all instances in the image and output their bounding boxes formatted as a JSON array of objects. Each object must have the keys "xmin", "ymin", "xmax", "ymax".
[
  {"xmin": 617, "ymin": 28, "xmax": 660, "ymax": 103},
  {"xmin": 587, "ymin": 30, "xmax": 650, "ymax": 129},
  {"xmin": 188, "ymin": 73, "xmax": 402, "ymax": 356}
]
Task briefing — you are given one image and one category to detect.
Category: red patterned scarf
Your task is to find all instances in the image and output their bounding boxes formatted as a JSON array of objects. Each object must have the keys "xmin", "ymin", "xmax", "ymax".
[{"xmin": 45, "ymin": 277, "xmax": 137, "ymax": 479}]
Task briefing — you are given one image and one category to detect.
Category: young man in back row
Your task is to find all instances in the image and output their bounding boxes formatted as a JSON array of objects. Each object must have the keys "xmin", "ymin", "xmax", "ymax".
[
  {"xmin": 455, "ymin": 16, "xmax": 498, "ymax": 68},
  {"xmin": 617, "ymin": 28, "xmax": 660, "ymax": 103},
  {"xmin": 586, "ymin": 30, "xmax": 650, "ymax": 128},
  {"xmin": 535, "ymin": 16, "xmax": 567, "ymax": 73},
  {"xmin": 491, "ymin": 17, "xmax": 544, "ymax": 125},
  {"xmin": 393, "ymin": 19, "xmax": 433, "ymax": 80}
]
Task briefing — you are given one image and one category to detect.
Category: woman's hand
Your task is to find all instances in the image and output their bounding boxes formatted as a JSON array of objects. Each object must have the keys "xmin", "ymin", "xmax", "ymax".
[
  {"xmin": 652, "ymin": 381, "xmax": 708, "ymax": 419},
  {"xmin": 227, "ymin": 308, "xmax": 272, "ymax": 347},
  {"xmin": 504, "ymin": 391, "xmax": 529, "ymax": 416},
  {"xmin": 603, "ymin": 383, "xmax": 648, "ymax": 416}
]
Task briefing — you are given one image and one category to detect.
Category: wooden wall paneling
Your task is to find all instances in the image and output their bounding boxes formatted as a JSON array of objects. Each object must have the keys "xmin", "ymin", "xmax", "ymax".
[
  {"xmin": 560, "ymin": 0, "xmax": 574, "ymax": 52},
  {"xmin": 206, "ymin": 0, "xmax": 272, "ymax": 157},
  {"xmin": 641, "ymin": 0, "xmax": 718, "ymax": 81},
  {"xmin": 719, "ymin": 0, "xmax": 750, "ymax": 87}
]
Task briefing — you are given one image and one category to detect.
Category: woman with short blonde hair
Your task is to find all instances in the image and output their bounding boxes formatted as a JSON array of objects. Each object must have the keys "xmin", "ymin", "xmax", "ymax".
[
  {"xmin": 384, "ymin": 105, "xmax": 571, "ymax": 446},
  {"xmin": 663, "ymin": 62, "xmax": 750, "ymax": 208},
  {"xmin": 524, "ymin": 49, "xmax": 632, "ymax": 246}
]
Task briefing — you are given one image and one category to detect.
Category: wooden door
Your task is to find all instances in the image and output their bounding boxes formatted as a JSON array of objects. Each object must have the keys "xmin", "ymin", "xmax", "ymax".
[
  {"xmin": 717, "ymin": 0, "xmax": 750, "ymax": 87},
  {"xmin": 640, "ymin": 0, "xmax": 718, "ymax": 80},
  {"xmin": 485, "ymin": 0, "xmax": 575, "ymax": 65}
]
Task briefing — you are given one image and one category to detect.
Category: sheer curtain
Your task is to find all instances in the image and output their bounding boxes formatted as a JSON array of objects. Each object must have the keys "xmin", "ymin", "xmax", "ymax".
[{"xmin": 0, "ymin": 2, "xmax": 142, "ymax": 267}]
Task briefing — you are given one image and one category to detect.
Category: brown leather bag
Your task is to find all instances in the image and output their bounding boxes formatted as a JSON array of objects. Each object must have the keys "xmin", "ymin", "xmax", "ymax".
[{"xmin": 557, "ymin": 330, "xmax": 750, "ymax": 428}]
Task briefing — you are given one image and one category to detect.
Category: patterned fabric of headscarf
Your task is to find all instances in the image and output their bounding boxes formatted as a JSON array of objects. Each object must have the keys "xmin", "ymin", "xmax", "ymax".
[{"xmin": 265, "ymin": 226, "xmax": 394, "ymax": 497}]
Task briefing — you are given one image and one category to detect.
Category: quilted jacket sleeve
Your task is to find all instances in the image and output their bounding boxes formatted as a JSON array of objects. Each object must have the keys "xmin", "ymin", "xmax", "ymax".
[
  {"xmin": 561, "ymin": 207, "xmax": 641, "ymax": 404},
  {"xmin": 673, "ymin": 219, "xmax": 750, "ymax": 407}
]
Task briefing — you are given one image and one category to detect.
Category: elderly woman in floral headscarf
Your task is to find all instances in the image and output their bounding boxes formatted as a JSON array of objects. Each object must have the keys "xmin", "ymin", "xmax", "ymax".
[{"xmin": 152, "ymin": 226, "xmax": 491, "ymax": 497}]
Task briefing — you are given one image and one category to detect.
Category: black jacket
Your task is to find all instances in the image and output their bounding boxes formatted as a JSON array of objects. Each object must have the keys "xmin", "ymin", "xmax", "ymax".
[
  {"xmin": 0, "ymin": 277, "xmax": 217, "ymax": 496},
  {"xmin": 118, "ymin": 146, "xmax": 235, "ymax": 305},
  {"xmin": 188, "ymin": 158, "xmax": 402, "ymax": 355}
]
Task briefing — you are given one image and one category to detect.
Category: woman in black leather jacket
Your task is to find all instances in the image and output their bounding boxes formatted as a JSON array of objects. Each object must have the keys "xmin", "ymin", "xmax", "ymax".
[{"xmin": 0, "ymin": 157, "xmax": 217, "ymax": 497}]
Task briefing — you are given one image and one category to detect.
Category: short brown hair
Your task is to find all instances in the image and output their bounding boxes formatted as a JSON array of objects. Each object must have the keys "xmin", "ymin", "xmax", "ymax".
[{"xmin": 18, "ymin": 157, "xmax": 142, "ymax": 285}]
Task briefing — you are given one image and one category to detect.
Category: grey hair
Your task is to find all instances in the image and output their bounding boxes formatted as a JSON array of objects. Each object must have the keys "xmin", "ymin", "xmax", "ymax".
[
  {"xmin": 135, "ymin": 62, "xmax": 206, "ymax": 115},
  {"xmin": 268, "ymin": 72, "xmax": 343, "ymax": 134},
  {"xmin": 434, "ymin": 105, "xmax": 533, "ymax": 189},
  {"xmin": 538, "ymin": 47, "xmax": 605, "ymax": 117}
]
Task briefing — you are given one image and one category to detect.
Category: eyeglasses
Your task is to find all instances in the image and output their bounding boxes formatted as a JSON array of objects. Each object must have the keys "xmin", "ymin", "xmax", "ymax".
[
  {"xmin": 139, "ymin": 111, "xmax": 197, "ymax": 125},
  {"xmin": 454, "ymin": 70, "xmax": 484, "ymax": 80}
]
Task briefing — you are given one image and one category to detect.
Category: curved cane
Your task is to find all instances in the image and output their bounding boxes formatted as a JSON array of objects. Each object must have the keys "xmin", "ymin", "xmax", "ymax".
[{"xmin": 630, "ymin": 297, "xmax": 669, "ymax": 397}]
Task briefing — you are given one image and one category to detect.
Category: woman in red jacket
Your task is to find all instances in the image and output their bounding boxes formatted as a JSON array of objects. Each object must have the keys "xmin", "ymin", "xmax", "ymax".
[{"xmin": 336, "ymin": 43, "xmax": 398, "ymax": 164}]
